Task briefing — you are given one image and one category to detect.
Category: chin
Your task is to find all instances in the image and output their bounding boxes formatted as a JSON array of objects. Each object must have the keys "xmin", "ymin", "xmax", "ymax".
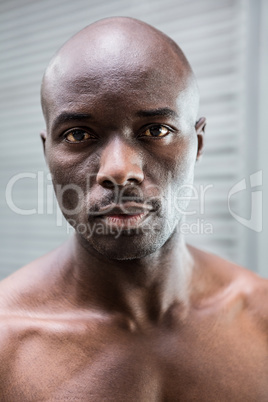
[
  {"xmin": 75, "ymin": 213, "xmax": 179, "ymax": 261},
  {"xmin": 88, "ymin": 231, "xmax": 168, "ymax": 261}
]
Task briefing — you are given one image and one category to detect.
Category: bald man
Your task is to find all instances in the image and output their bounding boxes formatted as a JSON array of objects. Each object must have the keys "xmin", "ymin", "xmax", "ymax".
[{"xmin": 0, "ymin": 17, "xmax": 267, "ymax": 401}]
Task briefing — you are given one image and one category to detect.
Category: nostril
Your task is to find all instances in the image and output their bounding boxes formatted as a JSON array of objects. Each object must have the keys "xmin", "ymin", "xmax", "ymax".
[
  {"xmin": 102, "ymin": 179, "xmax": 115, "ymax": 189},
  {"xmin": 100, "ymin": 177, "xmax": 140, "ymax": 189}
]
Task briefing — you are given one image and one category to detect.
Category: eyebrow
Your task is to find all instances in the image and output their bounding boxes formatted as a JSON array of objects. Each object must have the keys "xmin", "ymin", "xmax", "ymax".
[
  {"xmin": 136, "ymin": 108, "xmax": 178, "ymax": 119},
  {"xmin": 51, "ymin": 108, "xmax": 178, "ymax": 131},
  {"xmin": 52, "ymin": 112, "xmax": 92, "ymax": 131}
]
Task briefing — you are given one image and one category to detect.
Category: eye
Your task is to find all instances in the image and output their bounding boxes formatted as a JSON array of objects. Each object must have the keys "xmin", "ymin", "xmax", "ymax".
[
  {"xmin": 143, "ymin": 125, "xmax": 170, "ymax": 138},
  {"xmin": 64, "ymin": 129, "xmax": 92, "ymax": 143}
]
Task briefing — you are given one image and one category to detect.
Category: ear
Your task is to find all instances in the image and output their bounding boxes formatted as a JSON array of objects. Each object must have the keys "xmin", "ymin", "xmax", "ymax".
[
  {"xmin": 40, "ymin": 130, "xmax": 47, "ymax": 160},
  {"xmin": 195, "ymin": 117, "xmax": 206, "ymax": 161}
]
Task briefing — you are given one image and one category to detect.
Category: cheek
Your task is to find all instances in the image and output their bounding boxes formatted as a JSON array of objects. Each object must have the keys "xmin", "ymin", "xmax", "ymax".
[
  {"xmin": 45, "ymin": 145, "xmax": 100, "ymax": 216},
  {"xmin": 155, "ymin": 138, "xmax": 197, "ymax": 220},
  {"xmin": 46, "ymin": 144, "xmax": 99, "ymax": 186},
  {"xmin": 178, "ymin": 135, "xmax": 198, "ymax": 175},
  {"xmin": 149, "ymin": 135, "xmax": 197, "ymax": 183}
]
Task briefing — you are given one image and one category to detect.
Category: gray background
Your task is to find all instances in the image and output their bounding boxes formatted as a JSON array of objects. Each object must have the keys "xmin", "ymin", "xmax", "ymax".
[{"xmin": 1, "ymin": 0, "xmax": 267, "ymax": 279}]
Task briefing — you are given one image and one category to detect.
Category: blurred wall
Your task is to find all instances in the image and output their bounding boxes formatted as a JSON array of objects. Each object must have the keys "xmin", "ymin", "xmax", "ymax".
[
  {"xmin": 257, "ymin": 0, "xmax": 268, "ymax": 277},
  {"xmin": 0, "ymin": 0, "xmax": 267, "ymax": 279}
]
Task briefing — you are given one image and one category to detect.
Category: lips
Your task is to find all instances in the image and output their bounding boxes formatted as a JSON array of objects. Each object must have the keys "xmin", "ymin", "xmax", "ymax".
[
  {"xmin": 102, "ymin": 212, "xmax": 148, "ymax": 229},
  {"xmin": 94, "ymin": 202, "xmax": 152, "ymax": 215},
  {"xmin": 91, "ymin": 202, "xmax": 153, "ymax": 229}
]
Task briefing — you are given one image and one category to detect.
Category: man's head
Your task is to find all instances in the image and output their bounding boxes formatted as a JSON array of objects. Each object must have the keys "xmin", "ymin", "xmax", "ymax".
[{"xmin": 40, "ymin": 17, "xmax": 206, "ymax": 260}]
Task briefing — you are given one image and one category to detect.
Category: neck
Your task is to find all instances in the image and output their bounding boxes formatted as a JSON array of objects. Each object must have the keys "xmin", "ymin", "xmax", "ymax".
[{"xmin": 61, "ymin": 232, "xmax": 195, "ymax": 328}]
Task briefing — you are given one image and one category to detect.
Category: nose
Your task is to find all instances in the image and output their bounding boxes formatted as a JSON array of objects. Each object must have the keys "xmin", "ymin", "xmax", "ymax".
[{"xmin": 96, "ymin": 137, "xmax": 144, "ymax": 188}]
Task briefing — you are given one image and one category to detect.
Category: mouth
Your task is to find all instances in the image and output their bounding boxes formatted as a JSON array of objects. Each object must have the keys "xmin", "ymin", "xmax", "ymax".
[
  {"xmin": 91, "ymin": 202, "xmax": 153, "ymax": 229},
  {"xmin": 102, "ymin": 212, "xmax": 148, "ymax": 229}
]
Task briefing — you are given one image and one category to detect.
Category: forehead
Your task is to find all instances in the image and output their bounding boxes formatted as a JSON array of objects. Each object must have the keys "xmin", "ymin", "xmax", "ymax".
[{"xmin": 42, "ymin": 26, "xmax": 197, "ymax": 128}]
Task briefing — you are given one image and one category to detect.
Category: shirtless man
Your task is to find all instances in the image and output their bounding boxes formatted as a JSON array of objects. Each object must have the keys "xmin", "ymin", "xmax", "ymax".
[{"xmin": 0, "ymin": 17, "xmax": 267, "ymax": 401}]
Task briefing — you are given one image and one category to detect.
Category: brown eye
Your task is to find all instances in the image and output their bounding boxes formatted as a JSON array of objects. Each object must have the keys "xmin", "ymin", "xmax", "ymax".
[
  {"xmin": 65, "ymin": 129, "xmax": 91, "ymax": 143},
  {"xmin": 144, "ymin": 126, "xmax": 169, "ymax": 137}
]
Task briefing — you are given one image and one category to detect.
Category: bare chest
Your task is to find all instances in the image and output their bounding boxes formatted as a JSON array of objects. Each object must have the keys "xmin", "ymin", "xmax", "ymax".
[{"xmin": 3, "ymin": 319, "xmax": 268, "ymax": 401}]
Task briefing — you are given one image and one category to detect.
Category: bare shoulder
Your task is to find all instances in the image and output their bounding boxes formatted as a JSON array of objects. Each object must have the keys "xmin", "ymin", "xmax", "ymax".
[
  {"xmin": 0, "ymin": 246, "xmax": 64, "ymax": 311},
  {"xmin": 0, "ymin": 240, "xmax": 98, "ymax": 344},
  {"xmin": 0, "ymin": 243, "xmax": 76, "ymax": 369},
  {"xmin": 0, "ymin": 252, "xmax": 53, "ymax": 382},
  {"xmin": 189, "ymin": 244, "xmax": 268, "ymax": 330}
]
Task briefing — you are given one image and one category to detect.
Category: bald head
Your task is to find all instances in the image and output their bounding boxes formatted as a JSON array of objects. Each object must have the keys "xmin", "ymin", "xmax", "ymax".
[{"xmin": 41, "ymin": 17, "xmax": 199, "ymax": 125}]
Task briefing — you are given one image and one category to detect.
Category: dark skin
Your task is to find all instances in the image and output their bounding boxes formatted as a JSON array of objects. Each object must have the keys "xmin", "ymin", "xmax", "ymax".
[{"xmin": 1, "ymin": 17, "xmax": 268, "ymax": 401}]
